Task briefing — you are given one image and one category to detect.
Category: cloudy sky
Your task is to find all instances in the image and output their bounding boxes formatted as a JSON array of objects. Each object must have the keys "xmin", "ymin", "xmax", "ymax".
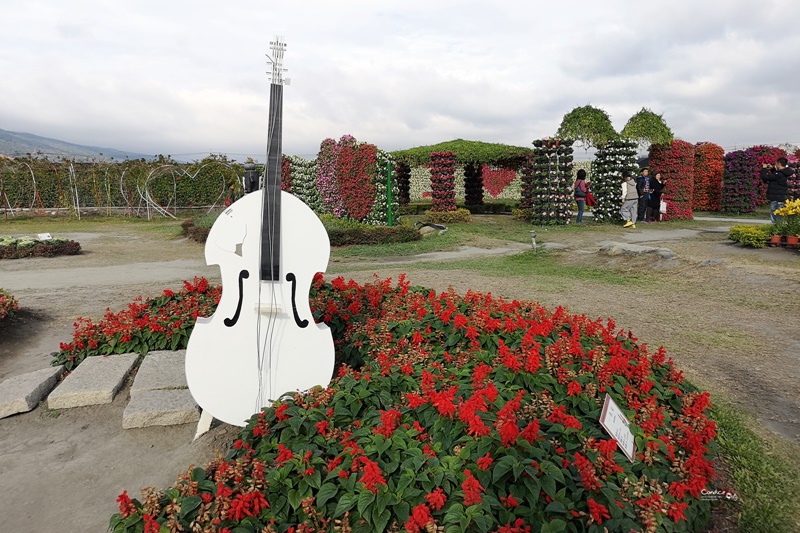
[{"xmin": 1, "ymin": 0, "xmax": 798, "ymax": 160}]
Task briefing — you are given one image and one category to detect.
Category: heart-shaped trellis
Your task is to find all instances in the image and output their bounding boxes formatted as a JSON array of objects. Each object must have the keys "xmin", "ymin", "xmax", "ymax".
[{"xmin": 141, "ymin": 162, "xmax": 240, "ymax": 219}]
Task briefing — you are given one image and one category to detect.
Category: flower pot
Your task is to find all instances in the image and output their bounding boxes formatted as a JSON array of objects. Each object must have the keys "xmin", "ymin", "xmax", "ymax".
[
  {"xmin": 785, "ymin": 235, "xmax": 799, "ymax": 249},
  {"xmin": 769, "ymin": 235, "xmax": 782, "ymax": 247}
]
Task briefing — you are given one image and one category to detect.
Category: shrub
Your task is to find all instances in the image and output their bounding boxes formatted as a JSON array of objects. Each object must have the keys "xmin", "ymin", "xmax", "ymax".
[
  {"xmin": 0, "ymin": 237, "xmax": 81, "ymax": 259},
  {"xmin": 111, "ymin": 276, "xmax": 717, "ymax": 533},
  {"xmin": 693, "ymin": 142, "xmax": 724, "ymax": 211},
  {"xmin": 649, "ymin": 140, "xmax": 695, "ymax": 221},
  {"xmin": 51, "ymin": 277, "xmax": 220, "ymax": 370},
  {"xmin": 0, "ymin": 288, "xmax": 19, "ymax": 321},
  {"xmin": 326, "ymin": 224, "xmax": 421, "ymax": 247},
  {"xmin": 727, "ymin": 224, "xmax": 770, "ymax": 248},
  {"xmin": 423, "ymin": 208, "xmax": 472, "ymax": 224}
]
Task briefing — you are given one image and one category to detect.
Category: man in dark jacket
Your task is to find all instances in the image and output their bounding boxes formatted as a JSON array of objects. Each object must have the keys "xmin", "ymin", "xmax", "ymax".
[
  {"xmin": 635, "ymin": 168, "xmax": 652, "ymax": 223},
  {"xmin": 761, "ymin": 157, "xmax": 792, "ymax": 223}
]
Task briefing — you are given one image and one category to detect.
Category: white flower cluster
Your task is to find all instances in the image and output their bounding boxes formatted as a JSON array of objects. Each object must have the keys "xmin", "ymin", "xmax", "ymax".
[
  {"xmin": 0, "ymin": 235, "xmax": 66, "ymax": 248},
  {"xmin": 363, "ymin": 149, "xmax": 400, "ymax": 226},
  {"xmin": 285, "ymin": 155, "xmax": 322, "ymax": 214},
  {"xmin": 590, "ymin": 140, "xmax": 638, "ymax": 222}
]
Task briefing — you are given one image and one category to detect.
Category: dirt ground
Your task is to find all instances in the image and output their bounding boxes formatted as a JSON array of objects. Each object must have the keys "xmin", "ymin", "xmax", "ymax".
[{"xmin": 0, "ymin": 220, "xmax": 798, "ymax": 532}]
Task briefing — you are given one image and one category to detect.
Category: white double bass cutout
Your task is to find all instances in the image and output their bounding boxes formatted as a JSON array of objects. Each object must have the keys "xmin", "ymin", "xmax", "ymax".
[{"xmin": 185, "ymin": 37, "xmax": 335, "ymax": 428}]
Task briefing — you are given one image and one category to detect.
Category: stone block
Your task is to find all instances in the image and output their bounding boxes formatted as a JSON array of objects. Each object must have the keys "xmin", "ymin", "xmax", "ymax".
[
  {"xmin": 47, "ymin": 353, "xmax": 138, "ymax": 409},
  {"xmin": 122, "ymin": 389, "xmax": 200, "ymax": 429},
  {"xmin": 0, "ymin": 366, "xmax": 65, "ymax": 418},
  {"xmin": 130, "ymin": 350, "xmax": 187, "ymax": 396}
]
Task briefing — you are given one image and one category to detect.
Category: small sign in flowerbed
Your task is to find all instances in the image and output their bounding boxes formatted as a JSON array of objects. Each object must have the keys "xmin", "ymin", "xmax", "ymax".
[
  {"xmin": 110, "ymin": 276, "xmax": 717, "ymax": 533},
  {"xmin": 0, "ymin": 235, "xmax": 81, "ymax": 259},
  {"xmin": 0, "ymin": 288, "xmax": 20, "ymax": 321}
]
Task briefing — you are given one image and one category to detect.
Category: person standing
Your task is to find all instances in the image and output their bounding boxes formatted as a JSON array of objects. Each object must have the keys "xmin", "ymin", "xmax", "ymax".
[
  {"xmin": 646, "ymin": 172, "xmax": 665, "ymax": 222},
  {"xmin": 574, "ymin": 169, "xmax": 588, "ymax": 223},
  {"xmin": 636, "ymin": 168, "xmax": 652, "ymax": 223},
  {"xmin": 620, "ymin": 170, "xmax": 638, "ymax": 228},
  {"xmin": 761, "ymin": 157, "xmax": 791, "ymax": 223}
]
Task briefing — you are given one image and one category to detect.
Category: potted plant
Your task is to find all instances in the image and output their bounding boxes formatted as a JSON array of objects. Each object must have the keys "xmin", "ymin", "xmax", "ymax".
[
  {"xmin": 774, "ymin": 199, "xmax": 800, "ymax": 248},
  {"xmin": 768, "ymin": 223, "xmax": 785, "ymax": 247}
]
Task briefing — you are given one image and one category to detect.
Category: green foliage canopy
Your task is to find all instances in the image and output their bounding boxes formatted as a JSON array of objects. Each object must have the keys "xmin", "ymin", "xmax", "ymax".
[
  {"xmin": 390, "ymin": 139, "xmax": 532, "ymax": 167},
  {"xmin": 621, "ymin": 107, "xmax": 674, "ymax": 149},
  {"xmin": 556, "ymin": 105, "xmax": 618, "ymax": 149}
]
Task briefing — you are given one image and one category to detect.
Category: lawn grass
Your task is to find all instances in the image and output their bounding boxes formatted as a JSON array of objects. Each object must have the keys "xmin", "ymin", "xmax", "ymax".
[{"xmin": 711, "ymin": 400, "xmax": 800, "ymax": 532}]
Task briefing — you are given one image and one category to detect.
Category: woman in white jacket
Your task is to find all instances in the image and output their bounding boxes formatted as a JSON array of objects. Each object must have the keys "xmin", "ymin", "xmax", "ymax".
[{"xmin": 620, "ymin": 170, "xmax": 639, "ymax": 228}]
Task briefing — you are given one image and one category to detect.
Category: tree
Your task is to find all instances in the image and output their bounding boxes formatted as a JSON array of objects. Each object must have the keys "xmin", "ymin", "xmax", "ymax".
[{"xmin": 556, "ymin": 105, "xmax": 618, "ymax": 149}]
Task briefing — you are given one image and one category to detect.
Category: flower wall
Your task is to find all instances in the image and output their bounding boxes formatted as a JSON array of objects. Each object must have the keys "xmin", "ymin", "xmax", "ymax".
[
  {"xmin": 408, "ymin": 165, "xmax": 521, "ymax": 202},
  {"xmin": 692, "ymin": 142, "xmax": 724, "ymax": 212},
  {"xmin": 649, "ymin": 140, "xmax": 695, "ymax": 220},
  {"xmin": 429, "ymin": 151, "xmax": 457, "ymax": 212},
  {"xmin": 481, "ymin": 164, "xmax": 519, "ymax": 199},
  {"xmin": 521, "ymin": 138, "xmax": 574, "ymax": 225},
  {"xmin": 314, "ymin": 135, "xmax": 397, "ymax": 224},
  {"xmin": 463, "ymin": 163, "xmax": 484, "ymax": 206},
  {"xmin": 280, "ymin": 155, "xmax": 293, "ymax": 193},
  {"xmin": 591, "ymin": 139, "xmax": 638, "ymax": 223},
  {"xmin": 788, "ymin": 160, "xmax": 800, "ymax": 200},
  {"xmin": 284, "ymin": 155, "xmax": 322, "ymax": 214},
  {"xmin": 110, "ymin": 276, "xmax": 717, "ymax": 533},
  {"xmin": 722, "ymin": 150, "xmax": 760, "ymax": 214}
]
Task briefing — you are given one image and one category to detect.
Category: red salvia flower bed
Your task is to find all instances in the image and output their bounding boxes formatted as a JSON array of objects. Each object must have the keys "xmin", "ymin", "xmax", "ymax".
[{"xmin": 106, "ymin": 275, "xmax": 718, "ymax": 533}]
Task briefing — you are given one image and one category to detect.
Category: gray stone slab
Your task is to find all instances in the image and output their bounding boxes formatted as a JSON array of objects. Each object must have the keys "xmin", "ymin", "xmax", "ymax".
[
  {"xmin": 0, "ymin": 366, "xmax": 65, "ymax": 418},
  {"xmin": 597, "ymin": 241, "xmax": 676, "ymax": 260},
  {"xmin": 130, "ymin": 350, "xmax": 187, "ymax": 396},
  {"xmin": 47, "ymin": 353, "xmax": 138, "ymax": 409},
  {"xmin": 122, "ymin": 389, "xmax": 200, "ymax": 429}
]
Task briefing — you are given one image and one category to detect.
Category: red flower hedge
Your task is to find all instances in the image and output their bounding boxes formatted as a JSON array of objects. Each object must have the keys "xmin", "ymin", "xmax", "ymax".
[
  {"xmin": 281, "ymin": 155, "xmax": 293, "ymax": 193},
  {"xmin": 51, "ymin": 277, "xmax": 221, "ymax": 370},
  {"xmin": 110, "ymin": 276, "xmax": 717, "ymax": 533},
  {"xmin": 693, "ymin": 142, "xmax": 724, "ymax": 211},
  {"xmin": 335, "ymin": 137, "xmax": 378, "ymax": 221},
  {"xmin": 429, "ymin": 151, "xmax": 457, "ymax": 212},
  {"xmin": 650, "ymin": 140, "xmax": 695, "ymax": 220}
]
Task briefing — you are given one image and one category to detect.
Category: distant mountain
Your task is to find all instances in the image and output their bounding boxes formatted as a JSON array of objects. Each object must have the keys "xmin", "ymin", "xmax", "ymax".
[{"xmin": 0, "ymin": 128, "xmax": 150, "ymax": 161}]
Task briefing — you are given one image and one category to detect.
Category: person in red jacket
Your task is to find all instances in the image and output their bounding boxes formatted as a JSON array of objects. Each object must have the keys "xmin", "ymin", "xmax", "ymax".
[{"xmin": 573, "ymin": 169, "xmax": 588, "ymax": 223}]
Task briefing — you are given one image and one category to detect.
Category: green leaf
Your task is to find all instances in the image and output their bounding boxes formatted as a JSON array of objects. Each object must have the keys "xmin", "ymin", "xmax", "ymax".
[
  {"xmin": 493, "ymin": 455, "xmax": 516, "ymax": 483},
  {"xmin": 334, "ymin": 492, "xmax": 357, "ymax": 518},
  {"xmin": 288, "ymin": 488, "xmax": 302, "ymax": 511},
  {"xmin": 190, "ymin": 467, "xmax": 206, "ymax": 482},
  {"xmin": 357, "ymin": 490, "xmax": 376, "ymax": 517},
  {"xmin": 316, "ymin": 482, "xmax": 338, "ymax": 508},
  {"xmin": 372, "ymin": 507, "xmax": 391, "ymax": 532},
  {"xmin": 540, "ymin": 518, "xmax": 567, "ymax": 533},
  {"xmin": 179, "ymin": 495, "xmax": 202, "ymax": 519}
]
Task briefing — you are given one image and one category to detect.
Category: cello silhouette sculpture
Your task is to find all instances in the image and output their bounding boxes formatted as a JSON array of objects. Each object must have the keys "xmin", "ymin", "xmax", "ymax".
[{"xmin": 185, "ymin": 37, "xmax": 335, "ymax": 428}]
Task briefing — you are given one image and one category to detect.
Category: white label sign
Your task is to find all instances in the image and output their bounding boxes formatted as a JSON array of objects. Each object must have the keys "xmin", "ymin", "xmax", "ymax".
[
  {"xmin": 599, "ymin": 394, "xmax": 636, "ymax": 462},
  {"xmin": 37, "ymin": 233, "xmax": 53, "ymax": 240}
]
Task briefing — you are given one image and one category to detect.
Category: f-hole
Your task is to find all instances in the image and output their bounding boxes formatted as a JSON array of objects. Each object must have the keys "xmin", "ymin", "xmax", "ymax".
[
  {"xmin": 224, "ymin": 269, "xmax": 249, "ymax": 327},
  {"xmin": 286, "ymin": 273, "xmax": 309, "ymax": 328}
]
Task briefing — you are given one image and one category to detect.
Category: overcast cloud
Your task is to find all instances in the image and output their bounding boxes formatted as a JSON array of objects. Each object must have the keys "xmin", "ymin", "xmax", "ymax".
[{"xmin": 1, "ymin": 0, "xmax": 798, "ymax": 160}]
